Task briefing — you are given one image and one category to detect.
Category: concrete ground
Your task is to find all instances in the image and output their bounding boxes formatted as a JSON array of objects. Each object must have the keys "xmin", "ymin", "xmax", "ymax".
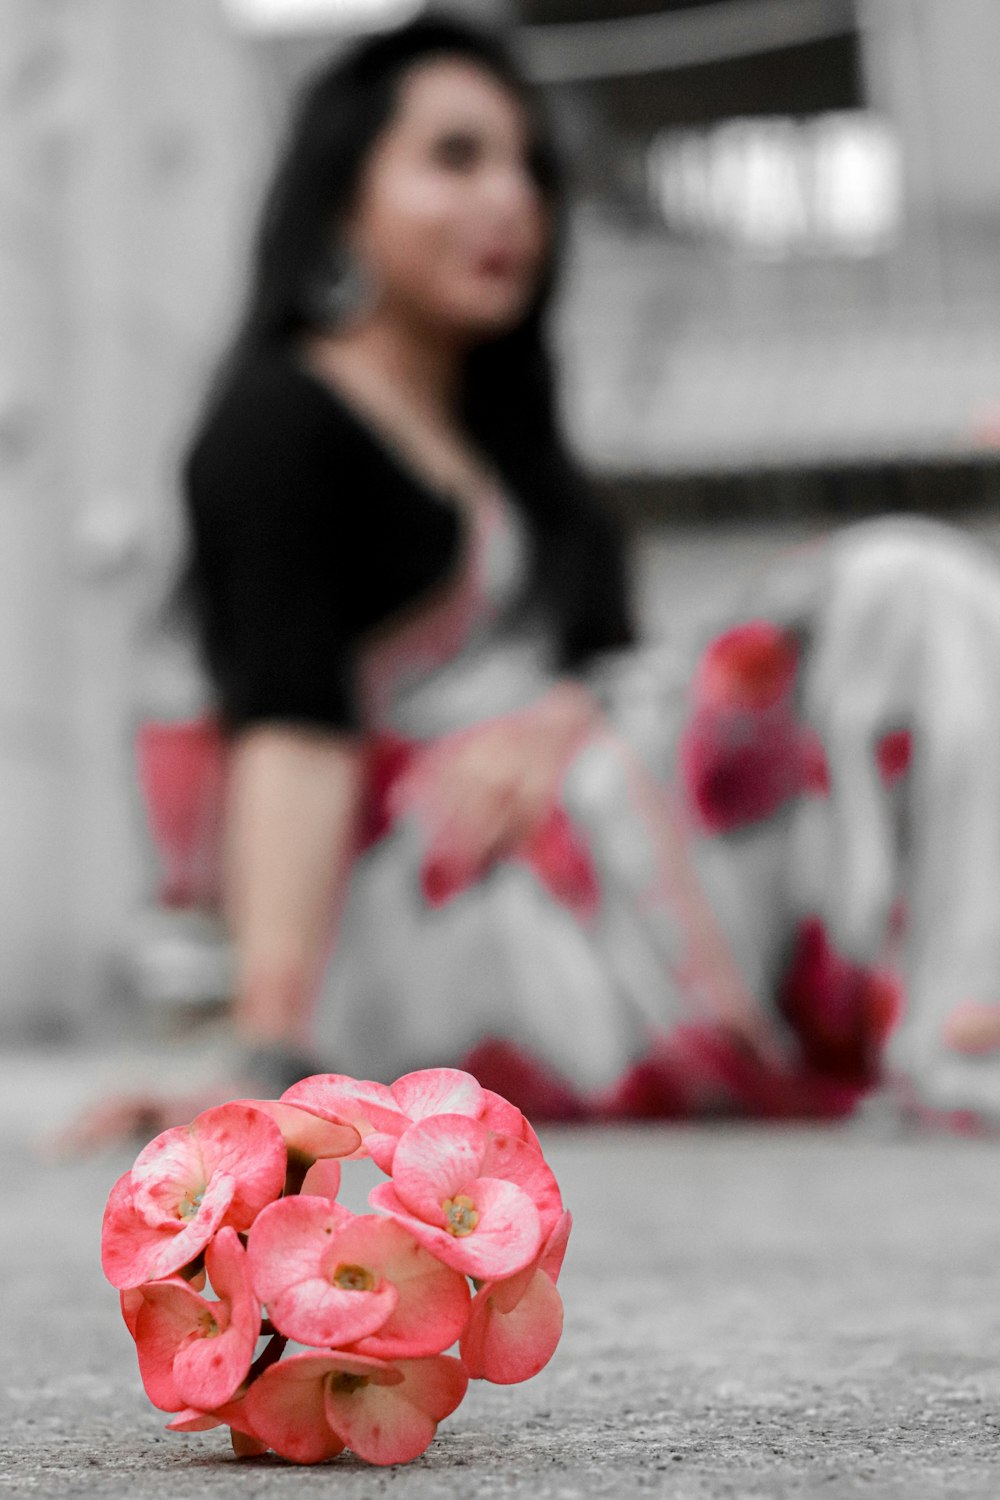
[{"xmin": 1, "ymin": 1051, "xmax": 999, "ymax": 1499}]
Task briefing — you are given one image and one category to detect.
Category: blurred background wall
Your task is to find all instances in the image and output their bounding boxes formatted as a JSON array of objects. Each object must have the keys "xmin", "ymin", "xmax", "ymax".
[{"xmin": 0, "ymin": 0, "xmax": 998, "ymax": 1039}]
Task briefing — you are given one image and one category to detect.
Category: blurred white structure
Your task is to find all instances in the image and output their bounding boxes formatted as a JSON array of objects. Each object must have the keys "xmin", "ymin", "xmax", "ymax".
[
  {"xmin": 223, "ymin": 0, "xmax": 422, "ymax": 28},
  {"xmin": 647, "ymin": 112, "xmax": 903, "ymax": 260},
  {"xmin": 547, "ymin": 0, "xmax": 1000, "ymax": 475}
]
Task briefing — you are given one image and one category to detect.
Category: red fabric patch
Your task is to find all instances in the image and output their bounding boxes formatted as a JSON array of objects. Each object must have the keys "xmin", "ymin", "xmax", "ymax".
[
  {"xmin": 876, "ymin": 729, "xmax": 913, "ymax": 784},
  {"xmin": 695, "ymin": 621, "xmax": 800, "ymax": 711},
  {"xmin": 462, "ymin": 1027, "xmax": 866, "ymax": 1126},
  {"xmin": 135, "ymin": 717, "xmax": 227, "ymax": 909},
  {"xmin": 359, "ymin": 734, "xmax": 417, "ymax": 851},
  {"xmin": 680, "ymin": 703, "xmax": 819, "ymax": 833},
  {"xmin": 516, "ymin": 809, "xmax": 601, "ymax": 921},
  {"xmin": 778, "ymin": 916, "xmax": 902, "ymax": 1086},
  {"xmin": 681, "ymin": 623, "xmax": 819, "ymax": 834},
  {"xmin": 460, "ymin": 1039, "xmax": 588, "ymax": 1124}
]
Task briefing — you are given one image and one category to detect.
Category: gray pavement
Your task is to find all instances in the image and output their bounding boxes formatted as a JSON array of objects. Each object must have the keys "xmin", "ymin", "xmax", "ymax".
[{"xmin": 2, "ymin": 1050, "xmax": 999, "ymax": 1498}]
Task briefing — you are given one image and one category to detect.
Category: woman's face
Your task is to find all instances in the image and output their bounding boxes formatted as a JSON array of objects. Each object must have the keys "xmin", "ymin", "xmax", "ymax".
[{"xmin": 346, "ymin": 57, "xmax": 552, "ymax": 341}]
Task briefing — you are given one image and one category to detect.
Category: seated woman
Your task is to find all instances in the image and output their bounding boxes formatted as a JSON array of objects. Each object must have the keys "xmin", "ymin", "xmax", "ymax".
[{"xmin": 114, "ymin": 16, "xmax": 1000, "ymax": 1139}]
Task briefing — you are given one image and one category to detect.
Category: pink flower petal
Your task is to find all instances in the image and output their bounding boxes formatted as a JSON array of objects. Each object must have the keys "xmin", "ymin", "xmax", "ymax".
[
  {"xmin": 248, "ymin": 1194, "xmax": 355, "ymax": 1269},
  {"xmin": 360, "ymin": 1070, "xmax": 486, "ymax": 1174},
  {"xmin": 102, "ymin": 1169, "xmax": 236, "ymax": 1290},
  {"xmin": 473, "ymin": 1211, "xmax": 570, "ymax": 1321},
  {"xmin": 325, "ymin": 1378, "xmax": 432, "ymax": 1465},
  {"xmin": 120, "ymin": 1287, "xmax": 144, "ymax": 1340},
  {"xmin": 339, "ymin": 1218, "xmax": 471, "ymax": 1360},
  {"xmin": 166, "ymin": 1394, "xmax": 262, "ymax": 1449},
  {"xmin": 460, "ymin": 1269, "xmax": 564, "ymax": 1384},
  {"xmin": 477, "ymin": 1088, "xmax": 528, "ymax": 1138},
  {"xmin": 484, "ymin": 1262, "xmax": 537, "ymax": 1317},
  {"xmin": 538, "ymin": 1210, "xmax": 572, "ymax": 1285},
  {"xmin": 129, "ymin": 1129, "xmax": 206, "ymax": 1227},
  {"xmin": 247, "ymin": 1196, "xmax": 394, "ymax": 1347},
  {"xmin": 172, "ymin": 1229, "xmax": 260, "ymax": 1411},
  {"xmin": 248, "ymin": 1196, "xmax": 354, "ymax": 1303},
  {"xmin": 392, "ymin": 1353, "xmax": 468, "ymax": 1424},
  {"xmin": 125, "ymin": 1103, "xmax": 286, "ymax": 1240},
  {"xmin": 300, "ymin": 1157, "xmax": 342, "ymax": 1199},
  {"xmin": 246, "ymin": 1352, "xmax": 395, "ymax": 1465},
  {"xmin": 246, "ymin": 1364, "xmax": 347, "ymax": 1463},
  {"xmin": 364, "ymin": 1132, "xmax": 399, "ymax": 1175},
  {"xmin": 390, "ymin": 1068, "xmax": 483, "ymax": 1122},
  {"xmin": 481, "ymin": 1133, "xmax": 563, "ymax": 1237},
  {"xmin": 273, "ymin": 1272, "xmax": 396, "ymax": 1351},
  {"xmin": 189, "ymin": 1103, "xmax": 287, "ymax": 1228},
  {"xmin": 166, "ymin": 1406, "xmax": 222, "ymax": 1432},
  {"xmin": 389, "ymin": 1113, "xmax": 490, "ymax": 1223},
  {"xmin": 134, "ymin": 1277, "xmax": 208, "ymax": 1410},
  {"xmin": 370, "ymin": 1178, "xmax": 542, "ymax": 1280},
  {"xmin": 282, "ymin": 1075, "xmax": 404, "ymax": 1138},
  {"xmin": 324, "ymin": 1355, "xmax": 467, "ymax": 1466},
  {"xmin": 231, "ymin": 1099, "xmax": 360, "ymax": 1162}
]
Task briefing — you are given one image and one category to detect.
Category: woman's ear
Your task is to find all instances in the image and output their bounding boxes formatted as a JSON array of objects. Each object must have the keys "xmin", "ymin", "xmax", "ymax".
[{"xmin": 301, "ymin": 239, "xmax": 378, "ymax": 333}]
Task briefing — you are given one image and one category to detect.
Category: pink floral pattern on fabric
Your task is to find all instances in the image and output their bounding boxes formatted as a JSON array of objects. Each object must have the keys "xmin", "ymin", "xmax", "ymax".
[
  {"xmin": 778, "ymin": 916, "xmax": 903, "ymax": 1086},
  {"xmin": 680, "ymin": 622, "xmax": 822, "ymax": 834}
]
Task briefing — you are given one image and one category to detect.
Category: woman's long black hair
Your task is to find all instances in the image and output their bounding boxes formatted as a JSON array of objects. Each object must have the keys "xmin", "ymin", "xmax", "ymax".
[{"xmin": 194, "ymin": 12, "xmax": 632, "ymax": 666}]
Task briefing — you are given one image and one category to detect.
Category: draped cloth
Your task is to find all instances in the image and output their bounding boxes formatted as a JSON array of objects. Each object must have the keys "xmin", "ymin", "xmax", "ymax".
[
  {"xmin": 313, "ymin": 496, "xmax": 920, "ymax": 1121},
  {"xmin": 141, "ymin": 502, "xmax": 1000, "ymax": 1124}
]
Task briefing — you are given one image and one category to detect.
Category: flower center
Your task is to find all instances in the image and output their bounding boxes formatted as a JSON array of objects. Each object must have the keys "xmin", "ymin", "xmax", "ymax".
[
  {"xmin": 177, "ymin": 1187, "xmax": 205, "ymax": 1220},
  {"xmin": 332, "ymin": 1263, "xmax": 375, "ymax": 1293},
  {"xmin": 329, "ymin": 1372, "xmax": 369, "ymax": 1396},
  {"xmin": 442, "ymin": 1194, "xmax": 479, "ymax": 1237},
  {"xmin": 199, "ymin": 1310, "xmax": 220, "ymax": 1338}
]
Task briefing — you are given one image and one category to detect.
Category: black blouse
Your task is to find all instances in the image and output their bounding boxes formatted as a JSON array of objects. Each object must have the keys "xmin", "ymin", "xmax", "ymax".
[{"xmin": 183, "ymin": 348, "xmax": 633, "ymax": 735}]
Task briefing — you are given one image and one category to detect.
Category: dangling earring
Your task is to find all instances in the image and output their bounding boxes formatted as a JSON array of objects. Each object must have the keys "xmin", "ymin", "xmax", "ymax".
[{"xmin": 303, "ymin": 244, "xmax": 376, "ymax": 332}]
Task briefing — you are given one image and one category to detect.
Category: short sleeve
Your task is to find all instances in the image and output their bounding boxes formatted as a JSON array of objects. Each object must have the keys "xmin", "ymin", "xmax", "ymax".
[{"xmin": 183, "ymin": 362, "xmax": 363, "ymax": 735}]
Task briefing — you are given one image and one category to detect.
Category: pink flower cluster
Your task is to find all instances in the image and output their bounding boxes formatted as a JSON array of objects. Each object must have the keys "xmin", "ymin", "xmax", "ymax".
[{"xmin": 101, "ymin": 1069, "xmax": 571, "ymax": 1467}]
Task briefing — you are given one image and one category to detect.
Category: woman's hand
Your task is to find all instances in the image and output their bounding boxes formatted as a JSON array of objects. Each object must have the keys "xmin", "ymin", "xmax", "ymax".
[{"xmin": 394, "ymin": 682, "xmax": 600, "ymax": 889}]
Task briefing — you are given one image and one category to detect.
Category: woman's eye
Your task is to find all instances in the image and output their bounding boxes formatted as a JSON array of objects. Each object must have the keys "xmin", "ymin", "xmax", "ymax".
[{"xmin": 433, "ymin": 132, "xmax": 482, "ymax": 171}]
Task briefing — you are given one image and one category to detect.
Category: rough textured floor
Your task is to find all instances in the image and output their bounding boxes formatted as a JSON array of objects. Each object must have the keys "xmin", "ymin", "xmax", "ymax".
[{"xmin": 1, "ymin": 1052, "xmax": 999, "ymax": 1498}]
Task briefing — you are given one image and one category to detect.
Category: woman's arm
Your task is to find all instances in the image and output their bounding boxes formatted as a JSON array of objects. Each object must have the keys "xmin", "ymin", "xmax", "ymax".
[{"xmin": 223, "ymin": 725, "xmax": 366, "ymax": 1052}]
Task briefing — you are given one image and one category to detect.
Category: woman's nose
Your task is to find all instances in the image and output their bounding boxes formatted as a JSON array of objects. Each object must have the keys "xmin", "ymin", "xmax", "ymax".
[{"xmin": 479, "ymin": 161, "xmax": 542, "ymax": 225}]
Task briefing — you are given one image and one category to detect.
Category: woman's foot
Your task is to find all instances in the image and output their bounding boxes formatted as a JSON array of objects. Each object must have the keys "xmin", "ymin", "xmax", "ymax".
[
  {"xmin": 45, "ymin": 1036, "xmax": 320, "ymax": 1157},
  {"xmin": 887, "ymin": 998, "xmax": 1000, "ymax": 1132}
]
